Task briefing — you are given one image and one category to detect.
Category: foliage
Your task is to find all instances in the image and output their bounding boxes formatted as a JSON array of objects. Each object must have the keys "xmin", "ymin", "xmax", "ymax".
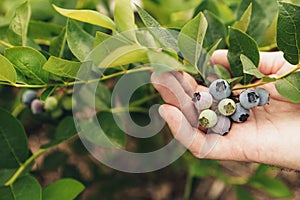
[{"xmin": 0, "ymin": 0, "xmax": 299, "ymax": 199}]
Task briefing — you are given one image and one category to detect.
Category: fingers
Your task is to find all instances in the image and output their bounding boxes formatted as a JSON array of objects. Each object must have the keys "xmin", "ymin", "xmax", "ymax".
[
  {"xmin": 210, "ymin": 49, "xmax": 230, "ymax": 70},
  {"xmin": 151, "ymin": 72, "xmax": 199, "ymax": 126}
]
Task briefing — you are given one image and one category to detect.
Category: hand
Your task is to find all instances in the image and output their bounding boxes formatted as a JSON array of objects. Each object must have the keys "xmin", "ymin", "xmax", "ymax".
[{"xmin": 151, "ymin": 50, "xmax": 300, "ymax": 171}]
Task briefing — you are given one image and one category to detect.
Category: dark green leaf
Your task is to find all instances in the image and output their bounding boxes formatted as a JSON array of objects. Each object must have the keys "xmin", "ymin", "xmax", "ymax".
[
  {"xmin": 43, "ymin": 56, "xmax": 81, "ymax": 79},
  {"xmin": 249, "ymin": 175, "xmax": 292, "ymax": 198},
  {"xmin": 28, "ymin": 21, "xmax": 61, "ymax": 41},
  {"xmin": 0, "ymin": 54, "xmax": 17, "ymax": 83},
  {"xmin": 67, "ymin": 19, "xmax": 94, "ymax": 61},
  {"xmin": 228, "ymin": 27, "xmax": 259, "ymax": 84},
  {"xmin": 234, "ymin": 185, "xmax": 253, "ymax": 200},
  {"xmin": 0, "ymin": 175, "xmax": 41, "ymax": 200},
  {"xmin": 42, "ymin": 178, "xmax": 84, "ymax": 200},
  {"xmin": 53, "ymin": 5, "xmax": 116, "ymax": 31},
  {"xmin": 233, "ymin": 3, "xmax": 252, "ymax": 32},
  {"xmin": 241, "ymin": 54, "xmax": 264, "ymax": 78},
  {"xmin": 5, "ymin": 47, "xmax": 48, "ymax": 84},
  {"xmin": 40, "ymin": 87, "xmax": 57, "ymax": 101},
  {"xmin": 49, "ymin": 27, "xmax": 67, "ymax": 58},
  {"xmin": 275, "ymin": 71, "xmax": 300, "ymax": 103},
  {"xmin": 189, "ymin": 160, "xmax": 219, "ymax": 178},
  {"xmin": 0, "ymin": 169, "xmax": 17, "ymax": 186},
  {"xmin": 42, "ymin": 117, "xmax": 77, "ymax": 148},
  {"xmin": 136, "ymin": 5, "xmax": 178, "ymax": 50},
  {"xmin": 7, "ymin": 1, "xmax": 31, "ymax": 46},
  {"xmin": 0, "ymin": 108, "xmax": 28, "ymax": 169},
  {"xmin": 178, "ymin": 12, "xmax": 207, "ymax": 66},
  {"xmin": 114, "ymin": 0, "xmax": 137, "ymax": 42},
  {"xmin": 277, "ymin": 2, "xmax": 300, "ymax": 65}
]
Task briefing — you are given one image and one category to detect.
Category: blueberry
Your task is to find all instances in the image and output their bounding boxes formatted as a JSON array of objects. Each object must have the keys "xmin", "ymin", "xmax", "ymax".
[
  {"xmin": 44, "ymin": 96, "xmax": 58, "ymax": 111},
  {"xmin": 192, "ymin": 92, "xmax": 213, "ymax": 111},
  {"xmin": 239, "ymin": 89, "xmax": 260, "ymax": 109},
  {"xmin": 218, "ymin": 98, "xmax": 236, "ymax": 116},
  {"xmin": 255, "ymin": 88, "xmax": 270, "ymax": 106},
  {"xmin": 199, "ymin": 109, "xmax": 218, "ymax": 128},
  {"xmin": 231, "ymin": 103, "xmax": 250, "ymax": 123},
  {"xmin": 22, "ymin": 90, "xmax": 37, "ymax": 106},
  {"xmin": 210, "ymin": 115, "xmax": 231, "ymax": 135},
  {"xmin": 31, "ymin": 99, "xmax": 44, "ymax": 114},
  {"xmin": 209, "ymin": 79, "xmax": 231, "ymax": 100}
]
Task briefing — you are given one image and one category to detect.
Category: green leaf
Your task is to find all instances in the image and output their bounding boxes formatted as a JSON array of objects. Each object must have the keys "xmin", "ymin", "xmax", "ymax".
[
  {"xmin": 42, "ymin": 117, "xmax": 77, "ymax": 148},
  {"xmin": 43, "ymin": 56, "xmax": 81, "ymax": 79},
  {"xmin": 249, "ymin": 175, "xmax": 292, "ymax": 198},
  {"xmin": 0, "ymin": 108, "xmax": 28, "ymax": 169},
  {"xmin": 261, "ymin": 14, "xmax": 278, "ymax": 50},
  {"xmin": 94, "ymin": 31, "xmax": 110, "ymax": 47},
  {"xmin": 233, "ymin": 3, "xmax": 252, "ymax": 32},
  {"xmin": 42, "ymin": 178, "xmax": 84, "ymax": 200},
  {"xmin": 67, "ymin": 19, "xmax": 94, "ymax": 62},
  {"xmin": 7, "ymin": 1, "xmax": 31, "ymax": 46},
  {"xmin": 213, "ymin": 64, "xmax": 231, "ymax": 79},
  {"xmin": 53, "ymin": 4, "xmax": 116, "ymax": 31},
  {"xmin": 28, "ymin": 21, "xmax": 61, "ymax": 41},
  {"xmin": 0, "ymin": 175, "xmax": 41, "ymax": 200},
  {"xmin": 0, "ymin": 169, "xmax": 17, "ymax": 186},
  {"xmin": 49, "ymin": 27, "xmax": 67, "ymax": 58},
  {"xmin": 234, "ymin": 185, "xmax": 253, "ymax": 200},
  {"xmin": 228, "ymin": 27, "xmax": 259, "ymax": 84},
  {"xmin": 189, "ymin": 160, "xmax": 219, "ymax": 178},
  {"xmin": 114, "ymin": 0, "xmax": 137, "ymax": 42},
  {"xmin": 203, "ymin": 11, "xmax": 226, "ymax": 49},
  {"xmin": 0, "ymin": 54, "xmax": 17, "ymax": 84},
  {"xmin": 98, "ymin": 45, "xmax": 148, "ymax": 69},
  {"xmin": 240, "ymin": 54, "xmax": 264, "ymax": 78},
  {"xmin": 5, "ymin": 47, "xmax": 48, "ymax": 84},
  {"xmin": 275, "ymin": 71, "xmax": 300, "ymax": 103},
  {"xmin": 135, "ymin": 5, "xmax": 178, "ymax": 50},
  {"xmin": 277, "ymin": 2, "xmax": 300, "ymax": 65},
  {"xmin": 178, "ymin": 12, "xmax": 208, "ymax": 67},
  {"xmin": 40, "ymin": 87, "xmax": 57, "ymax": 101}
]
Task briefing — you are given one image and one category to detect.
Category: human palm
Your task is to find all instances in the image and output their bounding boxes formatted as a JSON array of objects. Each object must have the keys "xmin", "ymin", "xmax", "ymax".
[{"xmin": 151, "ymin": 50, "xmax": 300, "ymax": 170}]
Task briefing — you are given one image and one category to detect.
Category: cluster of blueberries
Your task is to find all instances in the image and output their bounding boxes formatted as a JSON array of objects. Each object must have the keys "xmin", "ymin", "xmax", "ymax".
[
  {"xmin": 22, "ymin": 90, "xmax": 72, "ymax": 117},
  {"xmin": 192, "ymin": 79, "xmax": 270, "ymax": 135}
]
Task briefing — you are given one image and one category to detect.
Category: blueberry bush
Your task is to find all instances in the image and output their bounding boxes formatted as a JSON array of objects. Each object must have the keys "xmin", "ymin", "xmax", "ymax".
[{"xmin": 0, "ymin": 0, "xmax": 299, "ymax": 199}]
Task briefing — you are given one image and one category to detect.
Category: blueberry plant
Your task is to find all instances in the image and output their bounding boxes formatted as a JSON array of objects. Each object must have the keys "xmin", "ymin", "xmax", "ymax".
[{"xmin": 0, "ymin": 0, "xmax": 299, "ymax": 199}]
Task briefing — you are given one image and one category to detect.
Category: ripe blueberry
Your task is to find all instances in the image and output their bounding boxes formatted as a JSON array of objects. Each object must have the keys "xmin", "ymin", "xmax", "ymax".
[
  {"xmin": 209, "ymin": 79, "xmax": 231, "ymax": 100},
  {"xmin": 239, "ymin": 89, "xmax": 260, "ymax": 109},
  {"xmin": 210, "ymin": 115, "xmax": 231, "ymax": 135},
  {"xmin": 22, "ymin": 90, "xmax": 37, "ymax": 107},
  {"xmin": 199, "ymin": 109, "xmax": 218, "ymax": 128},
  {"xmin": 31, "ymin": 99, "xmax": 44, "ymax": 114},
  {"xmin": 44, "ymin": 96, "xmax": 58, "ymax": 111},
  {"xmin": 192, "ymin": 92, "xmax": 213, "ymax": 111},
  {"xmin": 231, "ymin": 103, "xmax": 250, "ymax": 123},
  {"xmin": 218, "ymin": 98, "xmax": 236, "ymax": 116},
  {"xmin": 255, "ymin": 88, "xmax": 270, "ymax": 106}
]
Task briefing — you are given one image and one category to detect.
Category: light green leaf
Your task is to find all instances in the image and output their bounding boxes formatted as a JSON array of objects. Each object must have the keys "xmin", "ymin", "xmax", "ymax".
[
  {"xmin": 5, "ymin": 47, "xmax": 48, "ymax": 84},
  {"xmin": 241, "ymin": 54, "xmax": 264, "ymax": 78},
  {"xmin": 0, "ymin": 175, "xmax": 41, "ymax": 200},
  {"xmin": 42, "ymin": 117, "xmax": 77, "ymax": 148},
  {"xmin": 136, "ymin": 5, "xmax": 178, "ymax": 50},
  {"xmin": 53, "ymin": 4, "xmax": 116, "ymax": 31},
  {"xmin": 114, "ymin": 0, "xmax": 137, "ymax": 42},
  {"xmin": 233, "ymin": 3, "xmax": 252, "ymax": 32},
  {"xmin": 67, "ymin": 19, "xmax": 94, "ymax": 62},
  {"xmin": 49, "ymin": 27, "xmax": 67, "ymax": 58},
  {"xmin": 98, "ymin": 45, "xmax": 148, "ymax": 69},
  {"xmin": 178, "ymin": 12, "xmax": 208, "ymax": 67},
  {"xmin": 0, "ymin": 54, "xmax": 17, "ymax": 83},
  {"xmin": 42, "ymin": 178, "xmax": 84, "ymax": 200},
  {"xmin": 43, "ymin": 56, "xmax": 81, "ymax": 79},
  {"xmin": 277, "ymin": 2, "xmax": 300, "ymax": 65},
  {"xmin": 0, "ymin": 108, "xmax": 28, "ymax": 169},
  {"xmin": 94, "ymin": 31, "xmax": 110, "ymax": 47},
  {"xmin": 275, "ymin": 71, "xmax": 300, "ymax": 103},
  {"xmin": 213, "ymin": 64, "xmax": 231, "ymax": 79},
  {"xmin": 228, "ymin": 27, "xmax": 260, "ymax": 84},
  {"xmin": 261, "ymin": 14, "xmax": 278, "ymax": 50},
  {"xmin": 249, "ymin": 175, "xmax": 292, "ymax": 198},
  {"xmin": 7, "ymin": 1, "xmax": 31, "ymax": 46}
]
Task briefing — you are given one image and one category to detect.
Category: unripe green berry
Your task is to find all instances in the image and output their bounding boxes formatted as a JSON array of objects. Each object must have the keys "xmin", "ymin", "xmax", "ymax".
[
  {"xmin": 218, "ymin": 98, "xmax": 236, "ymax": 116},
  {"xmin": 199, "ymin": 109, "xmax": 218, "ymax": 128},
  {"xmin": 44, "ymin": 96, "xmax": 58, "ymax": 111}
]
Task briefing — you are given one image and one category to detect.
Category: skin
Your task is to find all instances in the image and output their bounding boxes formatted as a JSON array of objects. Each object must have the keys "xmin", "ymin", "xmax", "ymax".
[{"xmin": 151, "ymin": 50, "xmax": 300, "ymax": 171}]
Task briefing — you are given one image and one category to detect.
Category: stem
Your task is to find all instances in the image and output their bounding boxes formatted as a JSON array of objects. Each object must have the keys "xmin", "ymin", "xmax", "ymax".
[
  {"xmin": 5, "ymin": 149, "xmax": 46, "ymax": 186},
  {"xmin": 11, "ymin": 103, "xmax": 26, "ymax": 117},
  {"xmin": 0, "ymin": 40, "xmax": 13, "ymax": 48},
  {"xmin": 111, "ymin": 106, "xmax": 149, "ymax": 114},
  {"xmin": 183, "ymin": 172, "xmax": 193, "ymax": 200},
  {"xmin": 130, "ymin": 94, "xmax": 159, "ymax": 107},
  {"xmin": 233, "ymin": 64, "xmax": 300, "ymax": 90}
]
